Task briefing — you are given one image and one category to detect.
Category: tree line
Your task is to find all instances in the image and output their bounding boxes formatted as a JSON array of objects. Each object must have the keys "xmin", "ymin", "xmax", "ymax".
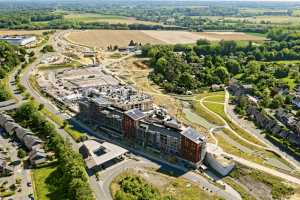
[
  {"xmin": 142, "ymin": 29, "xmax": 300, "ymax": 95},
  {"xmin": 0, "ymin": 41, "xmax": 27, "ymax": 101},
  {"xmin": 13, "ymin": 102, "xmax": 95, "ymax": 200}
]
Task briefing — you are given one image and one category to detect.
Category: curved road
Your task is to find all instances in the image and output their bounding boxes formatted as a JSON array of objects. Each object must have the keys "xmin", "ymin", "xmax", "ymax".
[
  {"xmin": 10, "ymin": 31, "xmax": 242, "ymax": 200},
  {"xmin": 12, "ymin": 30, "xmax": 300, "ymax": 199}
]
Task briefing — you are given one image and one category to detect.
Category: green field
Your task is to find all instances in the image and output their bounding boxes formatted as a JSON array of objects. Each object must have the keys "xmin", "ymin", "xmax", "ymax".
[
  {"xmin": 32, "ymin": 165, "xmax": 57, "ymax": 200},
  {"xmin": 63, "ymin": 12, "xmax": 161, "ymax": 25},
  {"xmin": 203, "ymin": 100, "xmax": 266, "ymax": 146}
]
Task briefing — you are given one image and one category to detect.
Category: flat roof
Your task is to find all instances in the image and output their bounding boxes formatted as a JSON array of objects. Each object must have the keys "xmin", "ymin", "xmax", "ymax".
[
  {"xmin": 0, "ymin": 35, "xmax": 35, "ymax": 40},
  {"xmin": 83, "ymin": 140, "xmax": 128, "ymax": 169},
  {"xmin": 181, "ymin": 127, "xmax": 206, "ymax": 144},
  {"xmin": 125, "ymin": 109, "xmax": 146, "ymax": 120}
]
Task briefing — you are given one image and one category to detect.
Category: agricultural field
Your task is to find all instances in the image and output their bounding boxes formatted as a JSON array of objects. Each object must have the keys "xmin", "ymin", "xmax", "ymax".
[
  {"xmin": 207, "ymin": 15, "xmax": 300, "ymax": 24},
  {"xmin": 66, "ymin": 30, "xmax": 265, "ymax": 48},
  {"xmin": 63, "ymin": 12, "xmax": 161, "ymax": 25},
  {"xmin": 0, "ymin": 30, "xmax": 47, "ymax": 36}
]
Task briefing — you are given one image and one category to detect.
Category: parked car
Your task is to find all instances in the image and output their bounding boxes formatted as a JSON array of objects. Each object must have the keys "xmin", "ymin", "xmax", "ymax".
[{"xmin": 28, "ymin": 193, "xmax": 34, "ymax": 200}]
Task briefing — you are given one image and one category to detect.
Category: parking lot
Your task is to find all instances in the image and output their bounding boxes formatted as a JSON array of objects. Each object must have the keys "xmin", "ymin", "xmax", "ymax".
[{"xmin": 0, "ymin": 131, "xmax": 34, "ymax": 200}]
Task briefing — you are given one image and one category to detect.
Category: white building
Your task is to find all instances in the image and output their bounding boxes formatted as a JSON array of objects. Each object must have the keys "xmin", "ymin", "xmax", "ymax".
[
  {"xmin": 205, "ymin": 143, "xmax": 235, "ymax": 176},
  {"xmin": 0, "ymin": 35, "xmax": 36, "ymax": 46},
  {"xmin": 80, "ymin": 140, "xmax": 128, "ymax": 170}
]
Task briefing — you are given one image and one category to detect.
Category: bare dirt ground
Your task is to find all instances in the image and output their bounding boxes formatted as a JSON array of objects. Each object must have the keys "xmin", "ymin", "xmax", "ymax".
[
  {"xmin": 0, "ymin": 30, "xmax": 47, "ymax": 35},
  {"xmin": 195, "ymin": 32, "xmax": 265, "ymax": 41},
  {"xmin": 141, "ymin": 30, "xmax": 218, "ymax": 43},
  {"xmin": 66, "ymin": 30, "xmax": 266, "ymax": 48},
  {"xmin": 108, "ymin": 57, "xmax": 209, "ymax": 138},
  {"xmin": 66, "ymin": 30, "xmax": 164, "ymax": 49}
]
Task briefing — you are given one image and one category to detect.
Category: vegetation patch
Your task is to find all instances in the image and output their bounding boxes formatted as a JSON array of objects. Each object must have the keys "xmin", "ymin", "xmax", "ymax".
[
  {"xmin": 229, "ymin": 164, "xmax": 295, "ymax": 200},
  {"xmin": 111, "ymin": 170, "xmax": 220, "ymax": 200},
  {"xmin": 32, "ymin": 164, "xmax": 58, "ymax": 200},
  {"xmin": 11, "ymin": 102, "xmax": 94, "ymax": 200}
]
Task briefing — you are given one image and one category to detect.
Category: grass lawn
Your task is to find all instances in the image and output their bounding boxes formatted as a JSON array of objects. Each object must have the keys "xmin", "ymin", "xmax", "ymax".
[
  {"xmin": 195, "ymin": 91, "xmax": 225, "ymax": 100},
  {"xmin": 204, "ymin": 95, "xmax": 225, "ymax": 103},
  {"xmin": 64, "ymin": 124, "xmax": 84, "ymax": 142},
  {"xmin": 41, "ymin": 108, "xmax": 84, "ymax": 142},
  {"xmin": 203, "ymin": 100, "xmax": 266, "ymax": 147},
  {"xmin": 244, "ymin": 32, "xmax": 267, "ymax": 38},
  {"xmin": 32, "ymin": 165, "xmax": 57, "ymax": 200},
  {"xmin": 203, "ymin": 101, "xmax": 227, "ymax": 119},
  {"xmin": 192, "ymin": 101, "xmax": 225, "ymax": 126},
  {"xmin": 63, "ymin": 12, "xmax": 160, "ymax": 25}
]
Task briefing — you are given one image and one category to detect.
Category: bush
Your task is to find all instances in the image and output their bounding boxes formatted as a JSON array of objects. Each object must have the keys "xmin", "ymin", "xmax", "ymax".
[{"xmin": 17, "ymin": 149, "xmax": 26, "ymax": 158}]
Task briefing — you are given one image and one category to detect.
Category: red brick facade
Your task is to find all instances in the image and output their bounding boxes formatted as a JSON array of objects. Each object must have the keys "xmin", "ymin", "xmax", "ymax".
[
  {"xmin": 181, "ymin": 135, "xmax": 201, "ymax": 163},
  {"xmin": 123, "ymin": 115, "xmax": 137, "ymax": 139}
]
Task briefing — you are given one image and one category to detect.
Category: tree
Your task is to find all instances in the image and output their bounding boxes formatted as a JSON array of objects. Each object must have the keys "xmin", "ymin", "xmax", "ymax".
[
  {"xmin": 128, "ymin": 40, "xmax": 135, "ymax": 46},
  {"xmin": 38, "ymin": 104, "xmax": 44, "ymax": 111},
  {"xmin": 17, "ymin": 149, "xmax": 26, "ymax": 158},
  {"xmin": 196, "ymin": 39, "xmax": 210, "ymax": 46},
  {"xmin": 214, "ymin": 67, "xmax": 230, "ymax": 84},
  {"xmin": 41, "ymin": 45, "xmax": 54, "ymax": 53},
  {"xmin": 226, "ymin": 59, "xmax": 241, "ymax": 75}
]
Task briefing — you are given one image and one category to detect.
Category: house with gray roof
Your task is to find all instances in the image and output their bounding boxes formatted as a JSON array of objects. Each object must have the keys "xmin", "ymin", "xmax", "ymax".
[
  {"xmin": 0, "ymin": 113, "xmax": 14, "ymax": 127},
  {"xmin": 29, "ymin": 148, "xmax": 47, "ymax": 165},
  {"xmin": 0, "ymin": 159, "xmax": 13, "ymax": 177},
  {"xmin": 24, "ymin": 135, "xmax": 43, "ymax": 150},
  {"xmin": 292, "ymin": 96, "xmax": 300, "ymax": 109},
  {"xmin": 4, "ymin": 121, "xmax": 20, "ymax": 136}
]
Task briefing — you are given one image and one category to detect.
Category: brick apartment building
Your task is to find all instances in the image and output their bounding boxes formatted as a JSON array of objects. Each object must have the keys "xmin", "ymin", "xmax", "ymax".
[{"xmin": 79, "ymin": 96, "xmax": 207, "ymax": 168}]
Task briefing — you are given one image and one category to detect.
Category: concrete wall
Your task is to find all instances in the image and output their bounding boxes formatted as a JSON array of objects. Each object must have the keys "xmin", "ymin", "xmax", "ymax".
[{"xmin": 205, "ymin": 153, "xmax": 235, "ymax": 176}]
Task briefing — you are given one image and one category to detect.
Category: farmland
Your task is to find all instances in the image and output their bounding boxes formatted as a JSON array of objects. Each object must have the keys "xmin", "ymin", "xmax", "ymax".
[
  {"xmin": 66, "ymin": 30, "xmax": 265, "ymax": 48},
  {"xmin": 0, "ymin": 30, "xmax": 47, "ymax": 36},
  {"xmin": 206, "ymin": 15, "xmax": 300, "ymax": 24},
  {"xmin": 63, "ymin": 12, "xmax": 161, "ymax": 25}
]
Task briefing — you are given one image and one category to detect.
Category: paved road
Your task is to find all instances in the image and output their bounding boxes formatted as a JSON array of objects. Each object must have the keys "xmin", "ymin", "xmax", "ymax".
[
  {"xmin": 99, "ymin": 157, "xmax": 241, "ymax": 200},
  {"xmin": 224, "ymin": 89, "xmax": 300, "ymax": 171},
  {"xmin": 198, "ymin": 92, "xmax": 300, "ymax": 184},
  {"xmin": 224, "ymin": 152, "xmax": 300, "ymax": 185}
]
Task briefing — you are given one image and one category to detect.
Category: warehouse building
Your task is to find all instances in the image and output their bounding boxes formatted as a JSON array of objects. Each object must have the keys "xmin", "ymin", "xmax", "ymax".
[{"xmin": 0, "ymin": 35, "xmax": 36, "ymax": 46}]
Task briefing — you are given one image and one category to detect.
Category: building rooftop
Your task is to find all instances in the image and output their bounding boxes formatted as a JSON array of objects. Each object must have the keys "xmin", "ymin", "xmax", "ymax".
[
  {"xmin": 83, "ymin": 140, "xmax": 128, "ymax": 169},
  {"xmin": 181, "ymin": 127, "xmax": 206, "ymax": 144},
  {"xmin": 125, "ymin": 109, "xmax": 146, "ymax": 121}
]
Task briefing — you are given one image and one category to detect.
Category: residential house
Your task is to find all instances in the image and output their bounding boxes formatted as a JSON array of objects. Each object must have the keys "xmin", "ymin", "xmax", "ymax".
[
  {"xmin": 23, "ymin": 135, "xmax": 43, "ymax": 150},
  {"xmin": 292, "ymin": 96, "xmax": 300, "ymax": 109},
  {"xmin": 4, "ymin": 121, "xmax": 20, "ymax": 136},
  {"xmin": 0, "ymin": 114, "xmax": 14, "ymax": 127},
  {"xmin": 0, "ymin": 159, "xmax": 13, "ymax": 177},
  {"xmin": 29, "ymin": 148, "xmax": 47, "ymax": 165}
]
